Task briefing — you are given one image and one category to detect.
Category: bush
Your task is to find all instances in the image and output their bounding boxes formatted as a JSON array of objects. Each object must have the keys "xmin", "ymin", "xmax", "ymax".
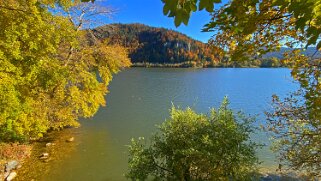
[{"xmin": 127, "ymin": 97, "xmax": 261, "ymax": 180}]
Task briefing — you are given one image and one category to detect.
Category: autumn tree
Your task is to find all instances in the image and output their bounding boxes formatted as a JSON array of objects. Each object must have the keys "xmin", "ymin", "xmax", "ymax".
[
  {"xmin": 0, "ymin": 0, "xmax": 130, "ymax": 141},
  {"xmin": 161, "ymin": 0, "xmax": 321, "ymax": 176}
]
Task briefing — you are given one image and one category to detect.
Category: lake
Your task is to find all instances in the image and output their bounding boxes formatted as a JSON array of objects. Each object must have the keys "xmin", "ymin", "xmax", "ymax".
[{"xmin": 40, "ymin": 68, "xmax": 298, "ymax": 181}]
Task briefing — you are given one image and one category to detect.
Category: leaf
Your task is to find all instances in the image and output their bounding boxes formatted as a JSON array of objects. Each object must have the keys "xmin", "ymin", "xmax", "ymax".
[
  {"xmin": 190, "ymin": 3, "xmax": 197, "ymax": 11},
  {"xmin": 295, "ymin": 18, "xmax": 307, "ymax": 31},
  {"xmin": 182, "ymin": 10, "xmax": 190, "ymax": 25},
  {"xmin": 199, "ymin": 0, "xmax": 209, "ymax": 11},
  {"xmin": 163, "ymin": 4, "xmax": 170, "ymax": 15},
  {"xmin": 174, "ymin": 11, "xmax": 183, "ymax": 27},
  {"xmin": 205, "ymin": 0, "xmax": 214, "ymax": 12}
]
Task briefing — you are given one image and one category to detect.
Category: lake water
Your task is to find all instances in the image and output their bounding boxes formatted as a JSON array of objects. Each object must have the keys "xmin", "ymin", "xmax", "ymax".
[{"xmin": 41, "ymin": 68, "xmax": 298, "ymax": 181}]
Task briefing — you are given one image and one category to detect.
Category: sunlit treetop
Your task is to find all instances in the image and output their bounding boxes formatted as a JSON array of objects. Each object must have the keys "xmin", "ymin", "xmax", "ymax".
[{"xmin": 0, "ymin": 0, "xmax": 130, "ymax": 141}]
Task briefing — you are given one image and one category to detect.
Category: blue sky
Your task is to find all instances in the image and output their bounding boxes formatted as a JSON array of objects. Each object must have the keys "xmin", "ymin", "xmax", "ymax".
[{"xmin": 97, "ymin": 0, "xmax": 222, "ymax": 43}]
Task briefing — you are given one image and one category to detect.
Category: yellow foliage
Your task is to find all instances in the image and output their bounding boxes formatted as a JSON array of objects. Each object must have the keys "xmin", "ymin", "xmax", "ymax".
[{"xmin": 0, "ymin": 0, "xmax": 130, "ymax": 141}]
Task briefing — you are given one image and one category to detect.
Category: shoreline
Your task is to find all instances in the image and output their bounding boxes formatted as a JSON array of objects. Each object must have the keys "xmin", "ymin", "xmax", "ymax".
[
  {"xmin": 0, "ymin": 128, "xmax": 78, "ymax": 181},
  {"xmin": 15, "ymin": 128, "xmax": 78, "ymax": 181},
  {"xmin": 130, "ymin": 62, "xmax": 287, "ymax": 68},
  {"xmin": 0, "ymin": 143, "xmax": 31, "ymax": 181},
  {"xmin": 1, "ymin": 128, "xmax": 314, "ymax": 181}
]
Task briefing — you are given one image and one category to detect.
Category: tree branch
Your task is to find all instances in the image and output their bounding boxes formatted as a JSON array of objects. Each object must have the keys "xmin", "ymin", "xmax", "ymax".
[{"xmin": 0, "ymin": 5, "xmax": 28, "ymax": 13}]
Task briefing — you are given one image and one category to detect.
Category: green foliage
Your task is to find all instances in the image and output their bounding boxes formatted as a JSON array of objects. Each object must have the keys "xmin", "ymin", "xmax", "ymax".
[
  {"xmin": 161, "ymin": 0, "xmax": 321, "ymax": 59},
  {"xmin": 0, "ymin": 0, "xmax": 130, "ymax": 141},
  {"xmin": 127, "ymin": 97, "xmax": 260, "ymax": 180},
  {"xmin": 162, "ymin": 0, "xmax": 222, "ymax": 27}
]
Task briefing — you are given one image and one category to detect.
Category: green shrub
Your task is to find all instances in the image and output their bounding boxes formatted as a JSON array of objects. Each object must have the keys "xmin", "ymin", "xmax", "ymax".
[{"xmin": 127, "ymin": 97, "xmax": 261, "ymax": 181}]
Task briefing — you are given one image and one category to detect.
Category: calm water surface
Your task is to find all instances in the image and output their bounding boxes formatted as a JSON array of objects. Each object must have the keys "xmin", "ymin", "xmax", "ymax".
[{"xmin": 43, "ymin": 68, "xmax": 298, "ymax": 181}]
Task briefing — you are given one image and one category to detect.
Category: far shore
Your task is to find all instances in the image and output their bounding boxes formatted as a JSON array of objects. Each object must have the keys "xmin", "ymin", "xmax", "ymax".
[{"xmin": 131, "ymin": 62, "xmax": 288, "ymax": 68}]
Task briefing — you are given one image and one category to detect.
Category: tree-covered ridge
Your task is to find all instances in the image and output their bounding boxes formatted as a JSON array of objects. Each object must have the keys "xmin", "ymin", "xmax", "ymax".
[
  {"xmin": 92, "ymin": 23, "xmax": 314, "ymax": 68},
  {"xmin": 92, "ymin": 23, "xmax": 219, "ymax": 67}
]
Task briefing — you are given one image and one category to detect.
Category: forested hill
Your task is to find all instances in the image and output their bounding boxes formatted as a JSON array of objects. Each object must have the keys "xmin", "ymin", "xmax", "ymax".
[
  {"xmin": 92, "ymin": 23, "xmax": 218, "ymax": 67},
  {"xmin": 90, "ymin": 23, "xmax": 320, "ymax": 68},
  {"xmin": 263, "ymin": 47, "xmax": 321, "ymax": 59}
]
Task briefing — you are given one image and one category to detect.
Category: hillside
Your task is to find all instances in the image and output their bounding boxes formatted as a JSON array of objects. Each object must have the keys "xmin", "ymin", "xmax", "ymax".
[
  {"xmin": 90, "ymin": 23, "xmax": 321, "ymax": 68},
  {"xmin": 264, "ymin": 47, "xmax": 321, "ymax": 59},
  {"xmin": 91, "ymin": 23, "xmax": 218, "ymax": 67}
]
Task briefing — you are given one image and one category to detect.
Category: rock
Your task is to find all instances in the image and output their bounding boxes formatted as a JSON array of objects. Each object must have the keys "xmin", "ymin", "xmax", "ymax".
[
  {"xmin": 39, "ymin": 156, "xmax": 47, "ymax": 160},
  {"xmin": 41, "ymin": 153, "xmax": 49, "ymax": 157},
  {"xmin": 5, "ymin": 160, "xmax": 19, "ymax": 172},
  {"xmin": 4, "ymin": 172, "xmax": 9, "ymax": 179},
  {"xmin": 6, "ymin": 171, "xmax": 17, "ymax": 181},
  {"xmin": 39, "ymin": 156, "xmax": 49, "ymax": 160},
  {"xmin": 260, "ymin": 175, "xmax": 273, "ymax": 181},
  {"xmin": 39, "ymin": 153, "xmax": 49, "ymax": 160},
  {"xmin": 45, "ymin": 143, "xmax": 53, "ymax": 147},
  {"xmin": 42, "ymin": 159, "xmax": 51, "ymax": 163},
  {"xmin": 66, "ymin": 137, "xmax": 74, "ymax": 142}
]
